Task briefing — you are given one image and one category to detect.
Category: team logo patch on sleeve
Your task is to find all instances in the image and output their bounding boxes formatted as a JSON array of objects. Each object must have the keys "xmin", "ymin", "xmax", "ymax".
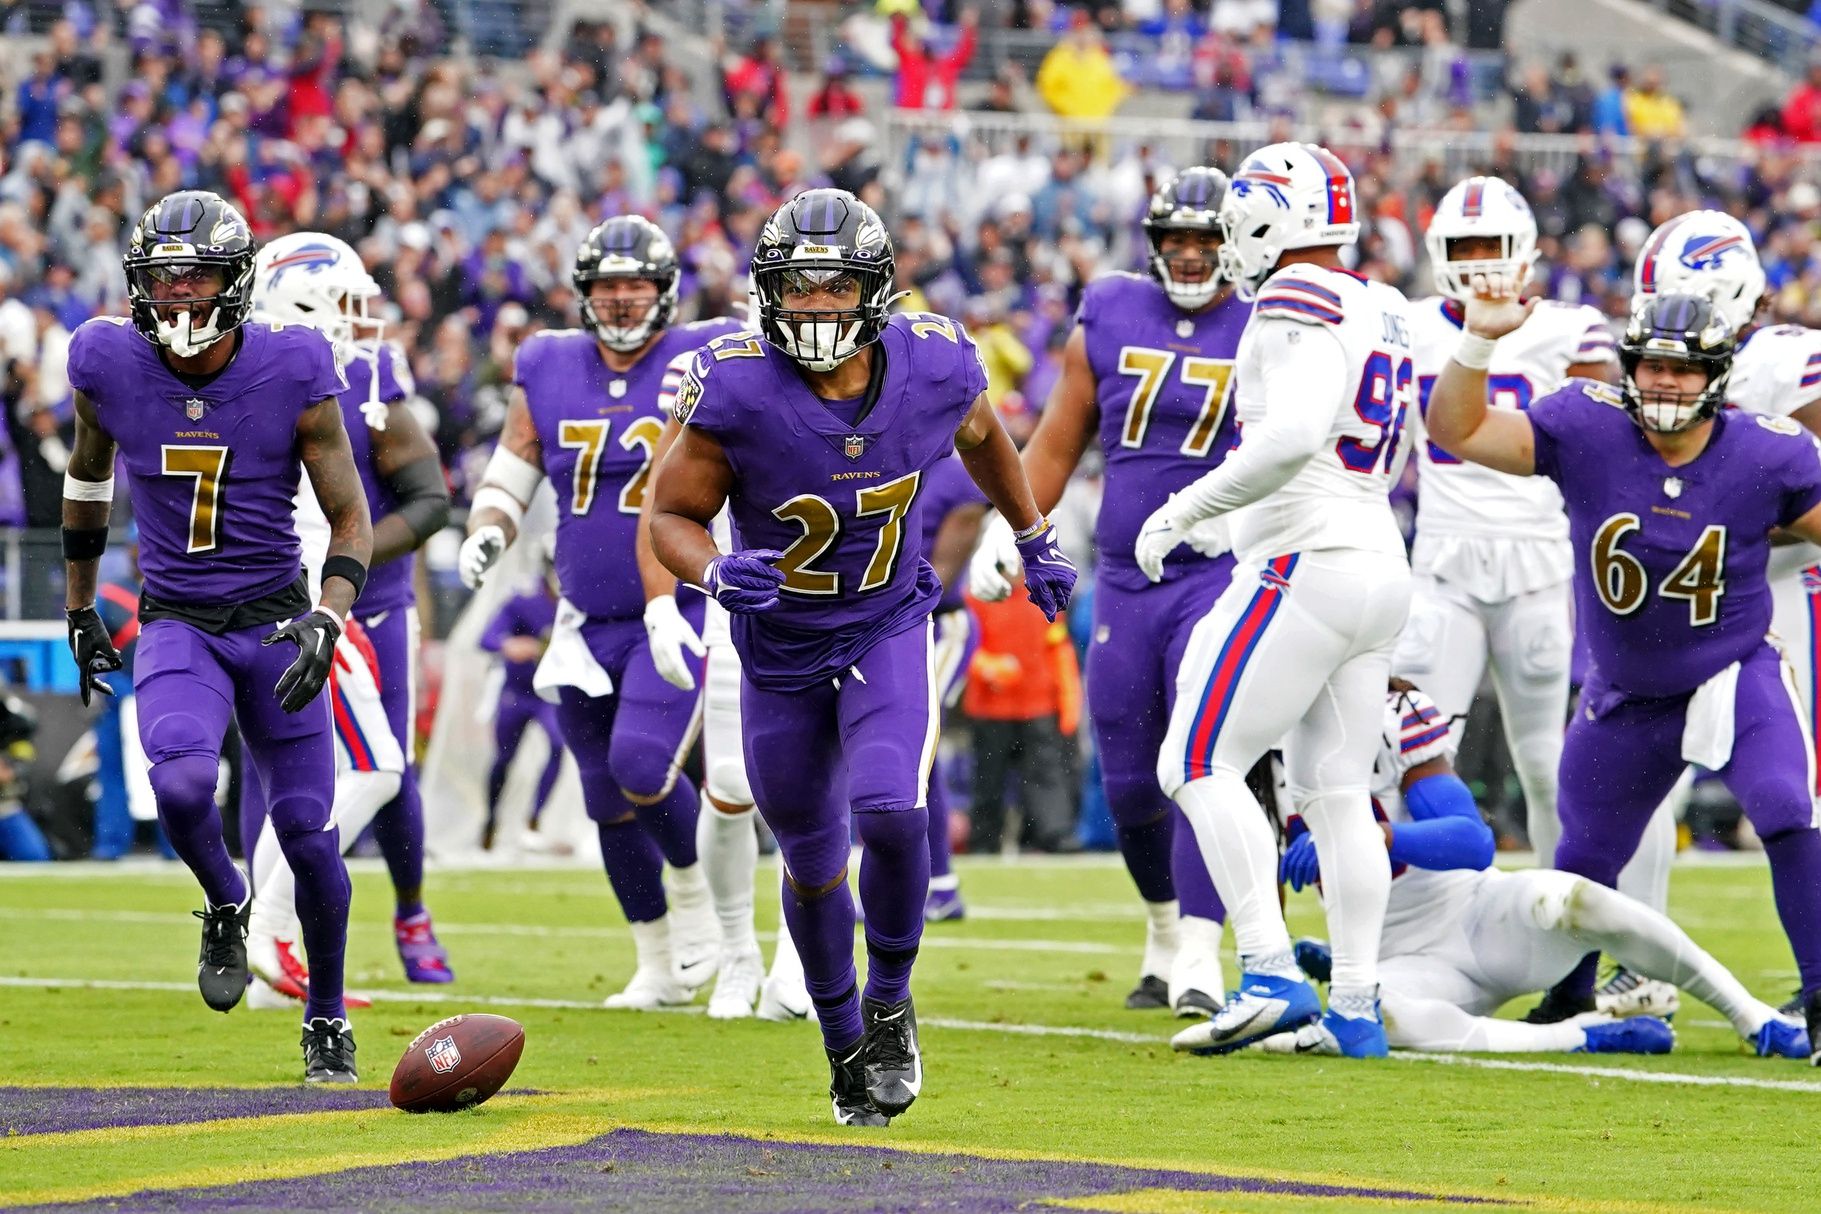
[
  {"xmin": 426, "ymin": 1035, "xmax": 462, "ymax": 1074},
  {"xmin": 671, "ymin": 372, "xmax": 703, "ymax": 424}
]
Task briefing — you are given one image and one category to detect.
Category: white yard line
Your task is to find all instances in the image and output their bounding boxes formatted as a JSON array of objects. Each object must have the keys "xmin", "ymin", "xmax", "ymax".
[{"xmin": 1388, "ymin": 1051, "xmax": 1821, "ymax": 1092}]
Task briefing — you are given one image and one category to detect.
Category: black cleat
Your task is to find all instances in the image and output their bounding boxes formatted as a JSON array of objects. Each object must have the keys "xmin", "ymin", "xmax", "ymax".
[
  {"xmin": 194, "ymin": 895, "xmax": 251, "ymax": 1013},
  {"xmin": 1804, "ymin": 991, "xmax": 1821, "ymax": 1068},
  {"xmin": 302, "ymin": 1017, "xmax": 358, "ymax": 1083},
  {"xmin": 861, "ymin": 995, "xmax": 922, "ymax": 1117},
  {"xmin": 828, "ymin": 1041, "xmax": 888, "ymax": 1126},
  {"xmin": 1779, "ymin": 989, "xmax": 1803, "ymax": 1018},
  {"xmin": 1172, "ymin": 988, "xmax": 1222, "ymax": 1019},
  {"xmin": 1522, "ymin": 987, "xmax": 1596, "ymax": 1025},
  {"xmin": 1125, "ymin": 974, "xmax": 1170, "ymax": 1010}
]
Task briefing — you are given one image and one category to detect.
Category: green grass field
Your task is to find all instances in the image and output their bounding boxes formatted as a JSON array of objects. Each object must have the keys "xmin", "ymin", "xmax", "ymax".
[{"xmin": 0, "ymin": 856, "xmax": 1813, "ymax": 1213}]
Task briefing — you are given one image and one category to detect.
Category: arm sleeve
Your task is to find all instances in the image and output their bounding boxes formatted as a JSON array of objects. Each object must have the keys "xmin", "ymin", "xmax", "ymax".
[
  {"xmin": 1173, "ymin": 320, "xmax": 1345, "ymax": 522},
  {"xmin": 1387, "ymin": 773, "xmax": 1496, "ymax": 873}
]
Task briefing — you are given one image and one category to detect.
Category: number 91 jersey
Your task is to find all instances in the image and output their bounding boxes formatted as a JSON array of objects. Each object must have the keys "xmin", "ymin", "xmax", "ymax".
[
  {"xmin": 515, "ymin": 317, "xmax": 743, "ymax": 621},
  {"xmin": 1408, "ymin": 298, "xmax": 1614, "ymax": 548},
  {"xmin": 675, "ymin": 312, "xmax": 987, "ymax": 692}
]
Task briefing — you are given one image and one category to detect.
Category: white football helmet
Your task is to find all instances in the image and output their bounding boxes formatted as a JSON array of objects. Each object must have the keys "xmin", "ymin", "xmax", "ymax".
[
  {"xmin": 253, "ymin": 232, "xmax": 382, "ymax": 346},
  {"xmin": 1425, "ymin": 176, "xmax": 1538, "ymax": 301},
  {"xmin": 1217, "ymin": 142, "xmax": 1360, "ymax": 298},
  {"xmin": 1632, "ymin": 210, "xmax": 1765, "ymax": 334}
]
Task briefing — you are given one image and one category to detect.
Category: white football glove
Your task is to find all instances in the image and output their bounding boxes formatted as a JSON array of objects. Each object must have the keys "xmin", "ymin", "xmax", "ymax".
[
  {"xmin": 1134, "ymin": 497, "xmax": 1192, "ymax": 584},
  {"xmin": 643, "ymin": 594, "xmax": 706, "ymax": 691},
  {"xmin": 1184, "ymin": 515, "xmax": 1231, "ymax": 559},
  {"xmin": 458, "ymin": 524, "xmax": 507, "ymax": 589},
  {"xmin": 966, "ymin": 513, "xmax": 1020, "ymax": 603}
]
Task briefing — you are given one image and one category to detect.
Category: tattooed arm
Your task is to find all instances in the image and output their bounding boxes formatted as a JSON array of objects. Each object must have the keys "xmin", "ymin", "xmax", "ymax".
[
  {"xmin": 369, "ymin": 400, "xmax": 450, "ymax": 565},
  {"xmin": 298, "ymin": 396, "xmax": 375, "ymax": 618}
]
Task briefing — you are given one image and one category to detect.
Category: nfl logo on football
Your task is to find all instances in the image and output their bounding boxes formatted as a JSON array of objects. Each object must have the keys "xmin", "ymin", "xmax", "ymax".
[
  {"xmin": 844, "ymin": 434, "xmax": 866, "ymax": 460},
  {"xmin": 426, "ymin": 1035, "xmax": 462, "ymax": 1074}
]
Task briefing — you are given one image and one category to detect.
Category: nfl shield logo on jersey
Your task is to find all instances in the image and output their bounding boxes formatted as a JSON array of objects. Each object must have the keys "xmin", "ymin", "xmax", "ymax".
[
  {"xmin": 426, "ymin": 1035, "xmax": 462, "ymax": 1074},
  {"xmin": 844, "ymin": 434, "xmax": 866, "ymax": 461},
  {"xmin": 608, "ymin": 379, "xmax": 627, "ymax": 398},
  {"xmin": 184, "ymin": 397, "xmax": 207, "ymax": 421}
]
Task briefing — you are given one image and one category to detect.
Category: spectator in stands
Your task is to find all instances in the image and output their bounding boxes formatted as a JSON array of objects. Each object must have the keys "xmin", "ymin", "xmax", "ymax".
[
  {"xmin": 805, "ymin": 57, "xmax": 866, "ymax": 122},
  {"xmin": 1590, "ymin": 64, "xmax": 1630, "ymax": 137},
  {"xmin": 1036, "ymin": 12, "xmax": 1130, "ymax": 121},
  {"xmin": 720, "ymin": 33, "xmax": 789, "ymax": 130},
  {"xmin": 1783, "ymin": 57, "xmax": 1821, "ymax": 144},
  {"xmin": 1511, "ymin": 62, "xmax": 1578, "ymax": 135},
  {"xmin": 890, "ymin": 7, "xmax": 979, "ymax": 111},
  {"xmin": 1624, "ymin": 64, "xmax": 1685, "ymax": 139},
  {"xmin": 1210, "ymin": 0, "xmax": 1278, "ymax": 40}
]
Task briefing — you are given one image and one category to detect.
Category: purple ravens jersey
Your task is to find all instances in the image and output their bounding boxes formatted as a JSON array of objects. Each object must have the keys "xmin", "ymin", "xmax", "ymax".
[
  {"xmin": 918, "ymin": 453, "xmax": 988, "ymax": 612},
  {"xmin": 67, "ymin": 317, "xmax": 346, "ymax": 604},
  {"xmin": 676, "ymin": 312, "xmax": 989, "ymax": 691},
  {"xmin": 1530, "ymin": 382, "xmax": 1821, "ymax": 698},
  {"xmin": 482, "ymin": 588, "xmax": 557, "ymax": 694},
  {"xmin": 340, "ymin": 341, "xmax": 416, "ymax": 613},
  {"xmin": 1079, "ymin": 273, "xmax": 1250, "ymax": 588},
  {"xmin": 516, "ymin": 317, "xmax": 743, "ymax": 621}
]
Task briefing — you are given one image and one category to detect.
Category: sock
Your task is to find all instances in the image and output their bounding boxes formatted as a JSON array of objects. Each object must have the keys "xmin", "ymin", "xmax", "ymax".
[
  {"xmin": 1171, "ymin": 806, "xmax": 1227, "ymax": 922},
  {"xmin": 484, "ymin": 756, "xmax": 510, "ymax": 836},
  {"xmin": 1763, "ymin": 828, "xmax": 1821, "ymax": 996},
  {"xmin": 1298, "ymin": 789, "xmax": 1391, "ymax": 991},
  {"xmin": 627, "ymin": 917, "xmax": 674, "ymax": 975},
  {"xmin": 697, "ymin": 798, "xmax": 759, "ymax": 953},
  {"xmin": 782, "ymin": 872, "xmax": 864, "ymax": 1051},
  {"xmin": 1115, "ymin": 813, "xmax": 1175, "ymax": 904},
  {"xmin": 1141, "ymin": 898, "xmax": 1180, "ymax": 980},
  {"xmin": 237, "ymin": 734, "xmax": 266, "ymax": 868},
  {"xmin": 928, "ymin": 873, "xmax": 960, "ymax": 893},
  {"xmin": 768, "ymin": 881, "xmax": 806, "ymax": 990},
  {"xmin": 151, "ymin": 754, "xmax": 246, "ymax": 907},
  {"xmin": 278, "ymin": 826, "xmax": 350, "ymax": 1023},
  {"xmin": 597, "ymin": 818, "xmax": 668, "ymax": 923},
  {"xmin": 371, "ymin": 771, "xmax": 426, "ymax": 914},
  {"xmin": 857, "ymin": 809, "xmax": 929, "ymax": 1005},
  {"xmin": 1329, "ymin": 983, "xmax": 1380, "ymax": 1021},
  {"xmin": 1555, "ymin": 951, "xmax": 1601, "ymax": 1003},
  {"xmin": 926, "ymin": 768, "xmax": 953, "ymax": 880},
  {"xmin": 1174, "ymin": 771, "xmax": 1293, "ymax": 961},
  {"xmin": 630, "ymin": 779, "xmax": 701, "ymax": 870},
  {"xmin": 250, "ymin": 816, "xmax": 301, "ymax": 941},
  {"xmin": 1244, "ymin": 948, "xmax": 1303, "ymax": 982}
]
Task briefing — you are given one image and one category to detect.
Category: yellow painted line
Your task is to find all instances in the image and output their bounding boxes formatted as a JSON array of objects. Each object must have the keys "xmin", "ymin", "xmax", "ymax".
[{"xmin": 1044, "ymin": 1190, "xmax": 1529, "ymax": 1212}]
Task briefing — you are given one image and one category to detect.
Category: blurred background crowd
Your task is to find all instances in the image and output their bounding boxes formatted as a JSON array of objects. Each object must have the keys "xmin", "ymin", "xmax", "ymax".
[{"xmin": 2, "ymin": 0, "xmax": 1819, "ymax": 856}]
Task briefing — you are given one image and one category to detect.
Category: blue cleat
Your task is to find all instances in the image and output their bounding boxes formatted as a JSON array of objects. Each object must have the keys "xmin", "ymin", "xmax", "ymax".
[
  {"xmin": 1754, "ymin": 1017, "xmax": 1810, "ymax": 1060},
  {"xmin": 1576, "ymin": 1016, "xmax": 1675, "ymax": 1055},
  {"xmin": 1293, "ymin": 937, "xmax": 1332, "ymax": 984},
  {"xmin": 1253, "ymin": 1007, "xmax": 1389, "ymax": 1058},
  {"xmin": 1170, "ymin": 972, "xmax": 1321, "ymax": 1056}
]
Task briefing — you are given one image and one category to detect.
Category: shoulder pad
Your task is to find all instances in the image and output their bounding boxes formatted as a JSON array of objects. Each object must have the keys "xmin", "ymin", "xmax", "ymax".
[
  {"xmin": 1755, "ymin": 413, "xmax": 1804, "ymax": 437},
  {"xmin": 1253, "ymin": 272, "xmax": 1345, "ymax": 326},
  {"xmin": 700, "ymin": 331, "xmax": 766, "ymax": 369},
  {"xmin": 1576, "ymin": 379, "xmax": 1625, "ymax": 409}
]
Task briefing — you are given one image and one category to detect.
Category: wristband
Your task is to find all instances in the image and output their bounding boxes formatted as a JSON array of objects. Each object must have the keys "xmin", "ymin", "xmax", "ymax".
[
  {"xmin": 63, "ymin": 473, "xmax": 115, "ymax": 502},
  {"xmin": 320, "ymin": 554, "xmax": 368, "ymax": 598},
  {"xmin": 1013, "ymin": 517, "xmax": 1050, "ymax": 543},
  {"xmin": 471, "ymin": 485, "xmax": 526, "ymax": 527},
  {"xmin": 61, "ymin": 525, "xmax": 109, "ymax": 561},
  {"xmin": 311, "ymin": 604, "xmax": 346, "ymax": 633},
  {"xmin": 1453, "ymin": 331, "xmax": 1497, "ymax": 371}
]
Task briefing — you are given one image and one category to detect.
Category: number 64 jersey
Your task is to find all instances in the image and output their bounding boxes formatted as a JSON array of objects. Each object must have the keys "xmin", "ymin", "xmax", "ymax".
[{"xmin": 674, "ymin": 312, "xmax": 987, "ymax": 692}]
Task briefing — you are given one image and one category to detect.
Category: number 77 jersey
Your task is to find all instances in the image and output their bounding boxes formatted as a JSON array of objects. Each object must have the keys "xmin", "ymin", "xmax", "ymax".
[
  {"xmin": 673, "ymin": 312, "xmax": 987, "ymax": 692},
  {"xmin": 1226, "ymin": 264, "xmax": 1414, "ymax": 564},
  {"xmin": 515, "ymin": 317, "xmax": 744, "ymax": 621}
]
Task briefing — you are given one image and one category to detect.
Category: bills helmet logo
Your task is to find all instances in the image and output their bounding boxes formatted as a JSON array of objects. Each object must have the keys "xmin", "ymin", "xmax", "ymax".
[
  {"xmin": 425, "ymin": 1035, "xmax": 462, "ymax": 1074},
  {"xmin": 263, "ymin": 242, "xmax": 344, "ymax": 288},
  {"xmin": 1678, "ymin": 233, "xmax": 1746, "ymax": 272},
  {"xmin": 1232, "ymin": 164, "xmax": 1291, "ymax": 209}
]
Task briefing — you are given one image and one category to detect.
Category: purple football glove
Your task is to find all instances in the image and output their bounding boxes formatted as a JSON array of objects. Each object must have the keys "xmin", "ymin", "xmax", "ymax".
[
  {"xmin": 1013, "ymin": 520, "xmax": 1078, "ymax": 622},
  {"xmin": 704, "ymin": 549, "xmax": 786, "ymax": 614}
]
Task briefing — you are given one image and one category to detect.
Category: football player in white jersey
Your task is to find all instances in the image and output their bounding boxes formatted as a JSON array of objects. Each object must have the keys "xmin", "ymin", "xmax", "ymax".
[
  {"xmin": 1399, "ymin": 176, "xmax": 1616, "ymax": 870},
  {"xmin": 1135, "ymin": 142, "xmax": 1414, "ymax": 1057},
  {"xmin": 244, "ymin": 233, "xmax": 448, "ymax": 1005},
  {"xmin": 1248, "ymin": 683, "xmax": 1809, "ymax": 1059}
]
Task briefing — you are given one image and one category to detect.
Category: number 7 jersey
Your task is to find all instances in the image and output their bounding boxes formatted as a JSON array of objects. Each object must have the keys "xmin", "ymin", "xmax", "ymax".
[
  {"xmin": 674, "ymin": 312, "xmax": 987, "ymax": 691},
  {"xmin": 515, "ymin": 317, "xmax": 743, "ymax": 621}
]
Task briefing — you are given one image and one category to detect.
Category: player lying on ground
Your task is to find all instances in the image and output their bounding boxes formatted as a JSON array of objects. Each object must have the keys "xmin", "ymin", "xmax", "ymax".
[{"xmin": 1231, "ymin": 682, "xmax": 1809, "ymax": 1059}]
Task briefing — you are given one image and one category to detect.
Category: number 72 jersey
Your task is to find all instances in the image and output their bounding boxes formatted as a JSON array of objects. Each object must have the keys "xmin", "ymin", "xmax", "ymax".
[{"xmin": 514, "ymin": 318, "xmax": 743, "ymax": 621}]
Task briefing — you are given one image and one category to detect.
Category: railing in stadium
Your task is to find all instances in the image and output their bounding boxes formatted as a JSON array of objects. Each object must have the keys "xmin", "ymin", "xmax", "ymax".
[{"xmin": 1639, "ymin": 0, "xmax": 1819, "ymax": 76}]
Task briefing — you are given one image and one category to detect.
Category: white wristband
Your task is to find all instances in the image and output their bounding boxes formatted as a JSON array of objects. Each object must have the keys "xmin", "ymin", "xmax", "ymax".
[
  {"xmin": 63, "ymin": 473, "xmax": 115, "ymax": 502},
  {"xmin": 1453, "ymin": 332, "xmax": 1497, "ymax": 371},
  {"xmin": 311, "ymin": 604, "xmax": 345, "ymax": 632},
  {"xmin": 471, "ymin": 485, "xmax": 526, "ymax": 527}
]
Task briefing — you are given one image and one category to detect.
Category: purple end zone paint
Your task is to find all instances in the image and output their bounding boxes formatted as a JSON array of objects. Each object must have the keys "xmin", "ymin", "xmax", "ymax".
[{"xmin": 1, "ymin": 1087, "xmax": 392, "ymax": 1136}]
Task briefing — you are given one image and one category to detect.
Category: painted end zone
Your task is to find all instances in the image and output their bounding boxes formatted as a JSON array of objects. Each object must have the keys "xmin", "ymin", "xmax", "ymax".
[
  {"xmin": 37, "ymin": 1128, "xmax": 1499, "ymax": 1212},
  {"xmin": 1, "ymin": 1087, "xmax": 393, "ymax": 1136}
]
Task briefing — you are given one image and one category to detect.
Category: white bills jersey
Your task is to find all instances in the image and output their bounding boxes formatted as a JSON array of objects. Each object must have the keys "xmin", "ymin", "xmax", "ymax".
[
  {"xmin": 1729, "ymin": 323, "xmax": 1821, "ymax": 420},
  {"xmin": 1370, "ymin": 686, "xmax": 1477, "ymax": 954},
  {"xmin": 1227, "ymin": 264, "xmax": 1414, "ymax": 565}
]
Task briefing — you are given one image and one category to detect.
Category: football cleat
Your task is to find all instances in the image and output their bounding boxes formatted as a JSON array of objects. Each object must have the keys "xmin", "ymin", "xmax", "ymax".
[
  {"xmin": 1125, "ymin": 974, "xmax": 1170, "ymax": 1011},
  {"xmin": 1804, "ymin": 990, "xmax": 1821, "ymax": 1066},
  {"xmin": 194, "ymin": 891, "xmax": 251, "ymax": 1013},
  {"xmin": 1754, "ymin": 1017, "xmax": 1810, "ymax": 1060},
  {"xmin": 249, "ymin": 932, "xmax": 310, "ymax": 1002},
  {"xmin": 757, "ymin": 969, "xmax": 812, "ymax": 1022},
  {"xmin": 301, "ymin": 1017, "xmax": 358, "ymax": 1083},
  {"xmin": 667, "ymin": 875, "xmax": 721, "ymax": 991},
  {"xmin": 828, "ymin": 1042, "xmax": 889, "ymax": 1127},
  {"xmin": 1522, "ymin": 986, "xmax": 1596, "ymax": 1024},
  {"xmin": 604, "ymin": 965, "xmax": 695, "ymax": 1011},
  {"xmin": 1293, "ymin": 937, "xmax": 1333, "ymax": 984},
  {"xmin": 861, "ymin": 995, "xmax": 922, "ymax": 1117},
  {"xmin": 923, "ymin": 886, "xmax": 966, "ymax": 922},
  {"xmin": 1576, "ymin": 1016, "xmax": 1675, "ymax": 1055},
  {"xmin": 1251, "ymin": 1008, "xmax": 1389, "ymax": 1058},
  {"xmin": 707, "ymin": 946, "xmax": 766, "ymax": 1020},
  {"xmin": 394, "ymin": 910, "xmax": 455, "ymax": 984},
  {"xmin": 1778, "ymin": 990, "xmax": 1802, "ymax": 1017},
  {"xmin": 1170, "ymin": 973, "xmax": 1322, "ymax": 1056},
  {"xmin": 1594, "ymin": 966, "xmax": 1680, "ymax": 1019}
]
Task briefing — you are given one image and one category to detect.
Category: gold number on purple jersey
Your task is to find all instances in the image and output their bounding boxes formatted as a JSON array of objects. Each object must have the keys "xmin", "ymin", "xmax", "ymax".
[
  {"xmin": 909, "ymin": 314, "xmax": 957, "ymax": 343},
  {"xmin": 710, "ymin": 336, "xmax": 765, "ymax": 361},
  {"xmin": 160, "ymin": 444, "xmax": 229, "ymax": 554},
  {"xmin": 1659, "ymin": 525, "xmax": 1727, "ymax": 627},
  {"xmin": 1591, "ymin": 513, "xmax": 1647, "ymax": 616},
  {"xmin": 855, "ymin": 471, "xmax": 922, "ymax": 591},
  {"xmin": 1178, "ymin": 358, "xmax": 1236, "ymax": 457},
  {"xmin": 616, "ymin": 416, "xmax": 666, "ymax": 515},
  {"xmin": 772, "ymin": 495, "xmax": 843, "ymax": 595},
  {"xmin": 557, "ymin": 419, "xmax": 609, "ymax": 515},
  {"xmin": 1116, "ymin": 348, "xmax": 1174, "ymax": 448}
]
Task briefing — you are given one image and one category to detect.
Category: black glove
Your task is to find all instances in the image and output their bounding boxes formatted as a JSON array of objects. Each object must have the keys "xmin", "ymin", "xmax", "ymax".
[
  {"xmin": 66, "ymin": 605, "xmax": 123, "ymax": 708},
  {"xmin": 262, "ymin": 608, "xmax": 342, "ymax": 713}
]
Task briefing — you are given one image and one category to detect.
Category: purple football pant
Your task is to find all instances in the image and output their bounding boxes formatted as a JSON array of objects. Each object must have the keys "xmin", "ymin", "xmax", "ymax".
[
  {"xmin": 1089, "ymin": 570, "xmax": 1229, "ymax": 923},
  {"xmin": 135, "ymin": 618, "xmax": 349, "ymax": 1021},
  {"xmin": 554, "ymin": 609, "xmax": 705, "ymax": 926},
  {"xmin": 358, "ymin": 605, "xmax": 425, "ymax": 914},
  {"xmin": 926, "ymin": 606, "xmax": 978, "ymax": 881},
  {"xmin": 743, "ymin": 618, "xmax": 936, "ymax": 1052},
  {"xmin": 489, "ymin": 689, "xmax": 563, "ymax": 825},
  {"xmin": 1555, "ymin": 643, "xmax": 1821, "ymax": 994}
]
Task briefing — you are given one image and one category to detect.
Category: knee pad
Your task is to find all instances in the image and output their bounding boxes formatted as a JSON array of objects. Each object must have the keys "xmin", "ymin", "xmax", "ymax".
[
  {"xmin": 142, "ymin": 710, "xmax": 218, "ymax": 767},
  {"xmin": 610, "ymin": 735, "xmax": 684, "ymax": 804},
  {"xmin": 855, "ymin": 805, "xmax": 928, "ymax": 858},
  {"xmin": 706, "ymin": 757, "xmax": 753, "ymax": 808},
  {"xmin": 147, "ymin": 754, "xmax": 218, "ymax": 812},
  {"xmin": 1735, "ymin": 773, "xmax": 1818, "ymax": 840},
  {"xmin": 1514, "ymin": 619, "xmax": 1571, "ymax": 683}
]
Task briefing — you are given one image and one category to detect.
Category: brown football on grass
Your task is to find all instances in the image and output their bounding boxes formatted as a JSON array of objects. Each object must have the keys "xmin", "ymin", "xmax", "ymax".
[{"xmin": 389, "ymin": 1013, "xmax": 525, "ymax": 1113}]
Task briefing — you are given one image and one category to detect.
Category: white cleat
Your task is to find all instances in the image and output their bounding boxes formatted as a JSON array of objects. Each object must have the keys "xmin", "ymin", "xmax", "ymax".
[
  {"xmin": 757, "ymin": 969, "xmax": 812, "ymax": 1022},
  {"xmin": 604, "ymin": 966, "xmax": 696, "ymax": 1011},
  {"xmin": 667, "ymin": 870, "xmax": 721, "ymax": 991},
  {"xmin": 1595, "ymin": 967, "xmax": 1681, "ymax": 1019},
  {"xmin": 707, "ymin": 946, "xmax": 766, "ymax": 1020}
]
